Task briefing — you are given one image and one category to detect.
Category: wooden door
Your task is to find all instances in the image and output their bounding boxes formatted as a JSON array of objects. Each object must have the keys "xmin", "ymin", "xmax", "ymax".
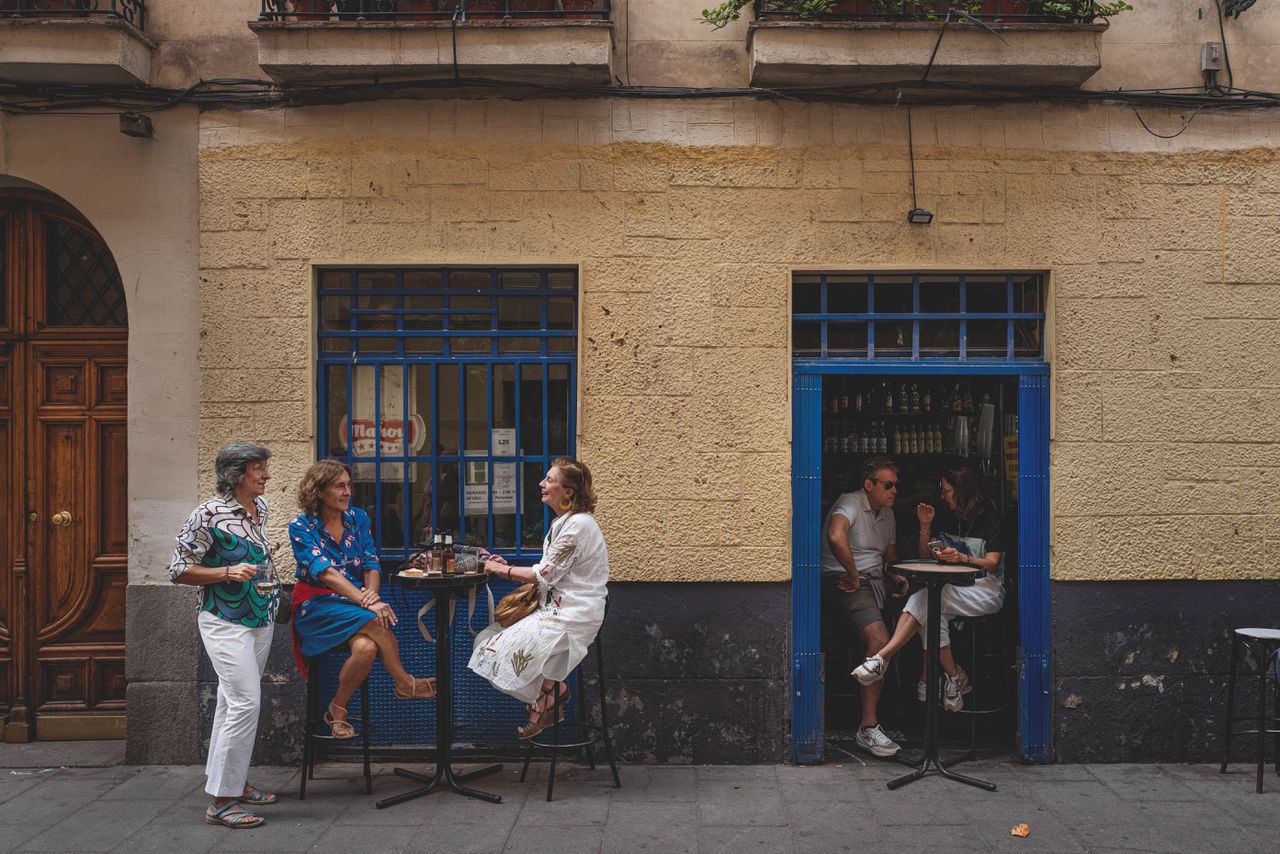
[{"xmin": 0, "ymin": 191, "xmax": 128, "ymax": 742}]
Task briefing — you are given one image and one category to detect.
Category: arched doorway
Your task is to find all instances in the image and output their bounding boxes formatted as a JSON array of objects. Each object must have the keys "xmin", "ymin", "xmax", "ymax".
[{"xmin": 0, "ymin": 188, "xmax": 128, "ymax": 742}]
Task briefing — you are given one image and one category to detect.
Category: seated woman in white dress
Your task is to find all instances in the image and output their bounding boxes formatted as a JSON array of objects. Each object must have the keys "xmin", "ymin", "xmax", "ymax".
[{"xmin": 468, "ymin": 457, "xmax": 609, "ymax": 739}]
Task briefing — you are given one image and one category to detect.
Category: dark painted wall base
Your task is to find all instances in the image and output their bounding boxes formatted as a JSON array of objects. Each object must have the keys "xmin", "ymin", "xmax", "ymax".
[
  {"xmin": 1052, "ymin": 579, "xmax": 1280, "ymax": 763},
  {"xmin": 126, "ymin": 581, "xmax": 791, "ymax": 766}
]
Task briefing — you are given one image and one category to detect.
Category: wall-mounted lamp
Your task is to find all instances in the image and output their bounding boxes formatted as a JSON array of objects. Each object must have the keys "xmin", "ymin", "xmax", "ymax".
[
  {"xmin": 905, "ymin": 106, "xmax": 932, "ymax": 226},
  {"xmin": 119, "ymin": 112, "xmax": 153, "ymax": 139}
]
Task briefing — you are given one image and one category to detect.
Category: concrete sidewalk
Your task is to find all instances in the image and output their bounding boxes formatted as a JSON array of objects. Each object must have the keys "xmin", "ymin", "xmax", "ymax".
[{"xmin": 0, "ymin": 743, "xmax": 1276, "ymax": 853}]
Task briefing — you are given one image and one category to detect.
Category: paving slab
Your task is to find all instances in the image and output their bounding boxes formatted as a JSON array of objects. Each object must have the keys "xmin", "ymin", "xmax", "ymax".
[
  {"xmin": 0, "ymin": 759, "xmax": 1276, "ymax": 854},
  {"xmin": 600, "ymin": 802, "xmax": 698, "ymax": 854},
  {"xmin": 16, "ymin": 798, "xmax": 170, "ymax": 853}
]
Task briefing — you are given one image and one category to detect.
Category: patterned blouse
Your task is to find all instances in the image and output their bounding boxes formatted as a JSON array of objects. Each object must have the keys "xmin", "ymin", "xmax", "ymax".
[
  {"xmin": 288, "ymin": 507, "xmax": 381, "ymax": 614},
  {"xmin": 169, "ymin": 495, "xmax": 279, "ymax": 628}
]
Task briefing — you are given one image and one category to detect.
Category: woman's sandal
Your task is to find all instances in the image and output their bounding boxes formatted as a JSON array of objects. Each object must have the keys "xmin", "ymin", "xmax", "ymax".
[
  {"xmin": 323, "ymin": 702, "xmax": 357, "ymax": 740},
  {"xmin": 517, "ymin": 683, "xmax": 569, "ymax": 740},
  {"xmin": 205, "ymin": 801, "xmax": 264, "ymax": 829},
  {"xmin": 394, "ymin": 676, "xmax": 437, "ymax": 700},
  {"xmin": 238, "ymin": 784, "xmax": 277, "ymax": 806}
]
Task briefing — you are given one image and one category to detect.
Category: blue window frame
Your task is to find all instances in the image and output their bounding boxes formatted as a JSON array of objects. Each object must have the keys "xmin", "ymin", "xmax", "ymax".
[
  {"xmin": 316, "ymin": 266, "xmax": 577, "ymax": 561},
  {"xmin": 791, "ymin": 272, "xmax": 1045, "ymax": 362}
]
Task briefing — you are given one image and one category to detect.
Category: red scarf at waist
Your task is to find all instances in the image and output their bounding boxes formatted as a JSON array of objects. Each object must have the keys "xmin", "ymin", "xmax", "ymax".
[{"xmin": 290, "ymin": 580, "xmax": 334, "ymax": 678}]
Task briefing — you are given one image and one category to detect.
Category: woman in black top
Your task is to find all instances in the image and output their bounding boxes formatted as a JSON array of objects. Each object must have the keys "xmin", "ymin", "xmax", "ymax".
[{"xmin": 849, "ymin": 466, "xmax": 1005, "ymax": 712}]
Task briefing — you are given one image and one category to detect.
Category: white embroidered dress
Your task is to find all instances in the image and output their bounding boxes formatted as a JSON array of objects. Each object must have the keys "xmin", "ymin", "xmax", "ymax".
[{"xmin": 468, "ymin": 512, "xmax": 609, "ymax": 704}]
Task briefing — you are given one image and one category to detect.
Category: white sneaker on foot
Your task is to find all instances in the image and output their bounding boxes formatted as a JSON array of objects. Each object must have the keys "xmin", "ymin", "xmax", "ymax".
[
  {"xmin": 854, "ymin": 723, "xmax": 901, "ymax": 757},
  {"xmin": 943, "ymin": 668, "xmax": 972, "ymax": 712},
  {"xmin": 851, "ymin": 654, "xmax": 887, "ymax": 686}
]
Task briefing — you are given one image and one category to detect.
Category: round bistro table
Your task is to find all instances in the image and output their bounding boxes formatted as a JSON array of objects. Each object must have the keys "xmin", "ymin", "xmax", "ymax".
[
  {"xmin": 887, "ymin": 561, "xmax": 996, "ymax": 793},
  {"xmin": 376, "ymin": 571, "xmax": 504, "ymax": 808}
]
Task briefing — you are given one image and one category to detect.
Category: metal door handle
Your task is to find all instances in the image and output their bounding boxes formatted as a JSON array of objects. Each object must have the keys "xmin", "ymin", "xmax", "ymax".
[{"xmin": 51, "ymin": 511, "xmax": 72, "ymax": 527}]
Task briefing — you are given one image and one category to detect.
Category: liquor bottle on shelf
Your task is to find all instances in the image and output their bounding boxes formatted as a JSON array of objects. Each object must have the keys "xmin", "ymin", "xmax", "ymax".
[
  {"xmin": 898, "ymin": 383, "xmax": 909, "ymax": 414},
  {"xmin": 951, "ymin": 384, "xmax": 963, "ymax": 412},
  {"xmin": 922, "ymin": 386, "xmax": 932, "ymax": 413},
  {"xmin": 854, "ymin": 389, "xmax": 864, "ymax": 413},
  {"xmin": 882, "ymin": 382, "xmax": 893, "ymax": 414},
  {"xmin": 830, "ymin": 388, "xmax": 840, "ymax": 414},
  {"xmin": 934, "ymin": 424, "xmax": 944, "ymax": 454},
  {"xmin": 840, "ymin": 383, "xmax": 850, "ymax": 413},
  {"xmin": 891, "ymin": 425, "xmax": 902, "ymax": 455},
  {"xmin": 963, "ymin": 384, "xmax": 974, "ymax": 413},
  {"xmin": 910, "ymin": 384, "xmax": 920, "ymax": 413}
]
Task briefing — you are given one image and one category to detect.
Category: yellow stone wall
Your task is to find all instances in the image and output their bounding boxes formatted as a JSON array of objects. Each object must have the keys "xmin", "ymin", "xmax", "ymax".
[{"xmin": 197, "ymin": 99, "xmax": 1280, "ymax": 583}]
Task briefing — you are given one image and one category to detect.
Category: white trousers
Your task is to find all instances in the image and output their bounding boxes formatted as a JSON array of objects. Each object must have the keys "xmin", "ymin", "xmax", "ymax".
[
  {"xmin": 903, "ymin": 574, "xmax": 1004, "ymax": 649},
  {"xmin": 198, "ymin": 610, "xmax": 273, "ymax": 798}
]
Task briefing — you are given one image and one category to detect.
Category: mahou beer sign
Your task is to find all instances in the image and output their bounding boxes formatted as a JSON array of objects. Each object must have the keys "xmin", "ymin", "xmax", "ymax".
[{"xmin": 338, "ymin": 415, "xmax": 427, "ymax": 456}]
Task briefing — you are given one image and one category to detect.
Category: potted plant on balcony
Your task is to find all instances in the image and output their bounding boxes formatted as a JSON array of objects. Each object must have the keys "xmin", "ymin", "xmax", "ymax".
[{"xmin": 699, "ymin": 0, "xmax": 1130, "ymax": 27}]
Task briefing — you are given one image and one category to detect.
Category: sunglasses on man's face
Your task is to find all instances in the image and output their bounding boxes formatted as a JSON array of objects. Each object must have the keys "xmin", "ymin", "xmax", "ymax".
[{"xmin": 874, "ymin": 480, "xmax": 899, "ymax": 491}]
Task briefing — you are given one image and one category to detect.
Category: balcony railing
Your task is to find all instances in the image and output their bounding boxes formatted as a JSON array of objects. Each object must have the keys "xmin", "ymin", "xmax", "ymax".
[
  {"xmin": 259, "ymin": 0, "xmax": 610, "ymax": 22},
  {"xmin": 0, "ymin": 1, "xmax": 145, "ymax": 30},
  {"xmin": 755, "ymin": 0, "xmax": 1105, "ymax": 24}
]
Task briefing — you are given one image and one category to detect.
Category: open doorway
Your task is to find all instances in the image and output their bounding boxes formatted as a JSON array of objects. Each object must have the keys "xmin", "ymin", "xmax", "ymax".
[
  {"xmin": 788, "ymin": 271, "xmax": 1050, "ymax": 764},
  {"xmin": 819, "ymin": 375, "xmax": 1019, "ymax": 761}
]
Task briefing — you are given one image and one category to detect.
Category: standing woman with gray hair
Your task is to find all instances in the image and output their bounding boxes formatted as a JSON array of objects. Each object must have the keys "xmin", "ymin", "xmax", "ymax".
[{"xmin": 170, "ymin": 442, "xmax": 281, "ymax": 829}]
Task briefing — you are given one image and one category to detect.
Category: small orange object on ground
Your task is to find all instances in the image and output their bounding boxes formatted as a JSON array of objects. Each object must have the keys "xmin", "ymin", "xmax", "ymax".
[{"xmin": 1011, "ymin": 824, "xmax": 1031, "ymax": 838}]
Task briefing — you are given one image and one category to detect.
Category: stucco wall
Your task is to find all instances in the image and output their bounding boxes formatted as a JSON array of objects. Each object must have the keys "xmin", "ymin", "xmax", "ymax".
[
  {"xmin": 197, "ymin": 98, "xmax": 1280, "ymax": 584},
  {"xmin": 138, "ymin": 1, "xmax": 1280, "ymax": 95},
  {"xmin": 0, "ymin": 107, "xmax": 203, "ymax": 586}
]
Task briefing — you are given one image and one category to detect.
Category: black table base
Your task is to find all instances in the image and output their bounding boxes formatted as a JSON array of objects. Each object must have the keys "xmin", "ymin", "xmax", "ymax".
[
  {"xmin": 377, "ymin": 573, "xmax": 504, "ymax": 808},
  {"xmin": 886, "ymin": 562, "xmax": 996, "ymax": 793},
  {"xmin": 376, "ymin": 762, "xmax": 505, "ymax": 808}
]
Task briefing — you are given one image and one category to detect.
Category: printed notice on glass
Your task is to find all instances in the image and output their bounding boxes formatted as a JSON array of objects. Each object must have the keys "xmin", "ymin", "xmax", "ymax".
[
  {"xmin": 463, "ymin": 460, "xmax": 518, "ymax": 514},
  {"xmin": 492, "ymin": 428, "xmax": 516, "ymax": 457}
]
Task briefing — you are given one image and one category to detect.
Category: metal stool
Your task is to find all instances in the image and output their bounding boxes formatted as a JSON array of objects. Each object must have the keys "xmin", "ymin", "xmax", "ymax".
[
  {"xmin": 299, "ymin": 645, "xmax": 373, "ymax": 799},
  {"xmin": 946, "ymin": 610, "xmax": 1011, "ymax": 762},
  {"xmin": 1219, "ymin": 627, "xmax": 1280, "ymax": 793},
  {"xmin": 518, "ymin": 624, "xmax": 621, "ymax": 802}
]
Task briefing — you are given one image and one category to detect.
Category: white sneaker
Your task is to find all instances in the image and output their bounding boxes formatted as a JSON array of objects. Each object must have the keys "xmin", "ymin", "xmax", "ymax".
[
  {"xmin": 854, "ymin": 723, "xmax": 901, "ymax": 757},
  {"xmin": 851, "ymin": 654, "xmax": 887, "ymax": 686},
  {"xmin": 943, "ymin": 668, "xmax": 972, "ymax": 712}
]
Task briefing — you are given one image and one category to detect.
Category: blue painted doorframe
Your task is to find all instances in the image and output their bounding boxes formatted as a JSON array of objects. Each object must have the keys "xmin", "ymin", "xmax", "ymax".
[{"xmin": 790, "ymin": 360, "xmax": 1051, "ymax": 764}]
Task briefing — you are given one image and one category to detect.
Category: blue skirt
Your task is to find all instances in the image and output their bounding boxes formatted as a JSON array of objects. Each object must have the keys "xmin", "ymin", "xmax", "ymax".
[{"xmin": 293, "ymin": 595, "xmax": 379, "ymax": 658}]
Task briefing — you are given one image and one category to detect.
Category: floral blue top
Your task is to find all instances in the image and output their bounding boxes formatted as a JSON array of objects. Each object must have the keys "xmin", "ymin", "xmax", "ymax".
[{"xmin": 289, "ymin": 507, "xmax": 381, "ymax": 597}]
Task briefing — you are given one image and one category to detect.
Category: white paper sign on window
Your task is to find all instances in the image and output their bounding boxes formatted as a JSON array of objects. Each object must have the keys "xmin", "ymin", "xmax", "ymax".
[
  {"xmin": 462, "ymin": 460, "xmax": 518, "ymax": 514},
  {"xmin": 492, "ymin": 427, "xmax": 516, "ymax": 456}
]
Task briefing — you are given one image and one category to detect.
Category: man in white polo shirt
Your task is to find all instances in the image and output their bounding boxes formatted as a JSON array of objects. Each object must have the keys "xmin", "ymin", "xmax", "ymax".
[{"xmin": 820, "ymin": 456, "xmax": 908, "ymax": 756}]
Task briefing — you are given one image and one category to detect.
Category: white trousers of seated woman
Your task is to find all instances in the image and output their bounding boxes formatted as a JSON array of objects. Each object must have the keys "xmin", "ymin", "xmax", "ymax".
[
  {"xmin": 902, "ymin": 574, "xmax": 1004, "ymax": 649},
  {"xmin": 198, "ymin": 610, "xmax": 273, "ymax": 798}
]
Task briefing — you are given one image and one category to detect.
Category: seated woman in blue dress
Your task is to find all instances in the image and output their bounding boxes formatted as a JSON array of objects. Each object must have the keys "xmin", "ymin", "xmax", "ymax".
[{"xmin": 290, "ymin": 459, "xmax": 435, "ymax": 738}]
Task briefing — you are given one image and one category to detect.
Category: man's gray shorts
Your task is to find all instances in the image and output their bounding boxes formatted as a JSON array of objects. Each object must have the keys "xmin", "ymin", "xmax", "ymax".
[{"xmin": 821, "ymin": 573, "xmax": 884, "ymax": 631}]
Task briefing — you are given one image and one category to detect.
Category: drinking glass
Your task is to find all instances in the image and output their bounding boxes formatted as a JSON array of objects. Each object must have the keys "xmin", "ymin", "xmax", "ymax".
[{"xmin": 252, "ymin": 562, "xmax": 278, "ymax": 593}]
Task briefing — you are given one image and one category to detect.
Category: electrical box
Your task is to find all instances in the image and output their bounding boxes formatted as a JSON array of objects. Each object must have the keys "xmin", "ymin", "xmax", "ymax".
[{"xmin": 1202, "ymin": 41, "xmax": 1225, "ymax": 72}]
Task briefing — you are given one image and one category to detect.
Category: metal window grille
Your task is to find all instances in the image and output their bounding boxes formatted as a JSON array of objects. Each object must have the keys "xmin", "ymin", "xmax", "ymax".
[
  {"xmin": 791, "ymin": 272, "xmax": 1044, "ymax": 362},
  {"xmin": 317, "ymin": 266, "xmax": 577, "ymax": 560}
]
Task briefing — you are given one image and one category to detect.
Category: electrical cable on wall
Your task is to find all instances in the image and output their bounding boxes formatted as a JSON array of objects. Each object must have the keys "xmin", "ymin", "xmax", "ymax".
[{"xmin": 3, "ymin": 76, "xmax": 1280, "ymax": 117}]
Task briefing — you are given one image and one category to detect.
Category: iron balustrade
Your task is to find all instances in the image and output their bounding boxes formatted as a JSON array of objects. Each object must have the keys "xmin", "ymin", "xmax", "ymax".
[
  {"xmin": 754, "ymin": 0, "xmax": 1106, "ymax": 23},
  {"xmin": 260, "ymin": 0, "xmax": 610, "ymax": 22},
  {"xmin": 0, "ymin": 0, "xmax": 145, "ymax": 29}
]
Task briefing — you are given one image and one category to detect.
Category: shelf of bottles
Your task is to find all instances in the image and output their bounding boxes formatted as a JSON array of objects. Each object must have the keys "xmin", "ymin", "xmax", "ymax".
[{"xmin": 822, "ymin": 379, "xmax": 1010, "ymax": 460}]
